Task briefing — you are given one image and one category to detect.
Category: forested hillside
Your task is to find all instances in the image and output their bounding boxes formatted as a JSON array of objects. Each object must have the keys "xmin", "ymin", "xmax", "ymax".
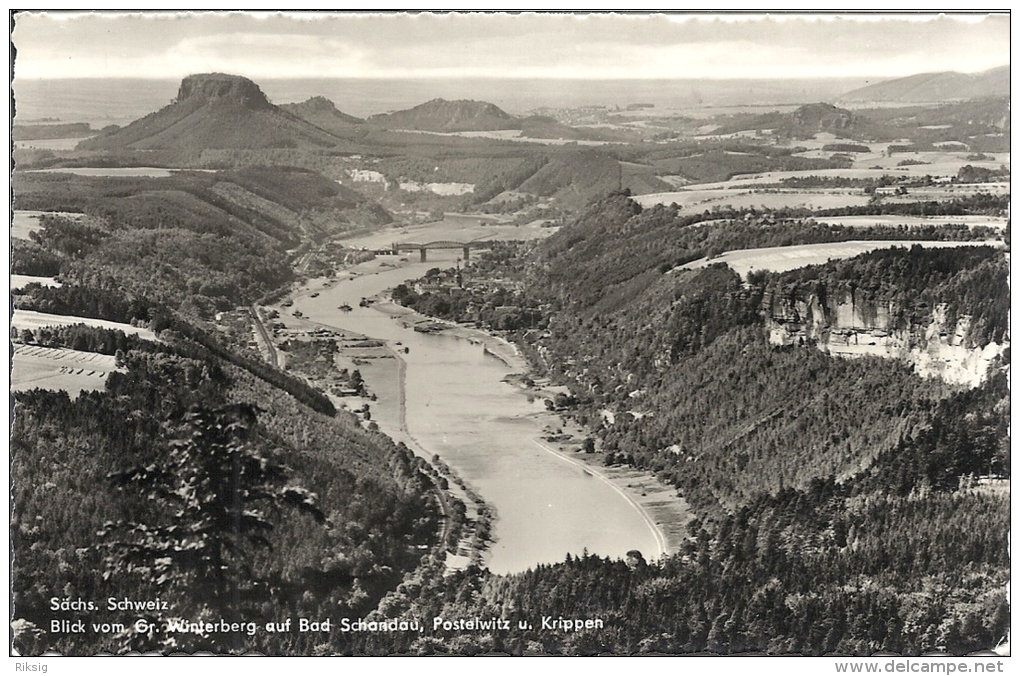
[
  {"xmin": 12, "ymin": 328, "xmax": 442, "ymax": 655},
  {"xmin": 374, "ymin": 189, "xmax": 1009, "ymax": 655},
  {"xmin": 11, "ymin": 159, "xmax": 442, "ymax": 655},
  {"xmin": 354, "ymin": 387, "xmax": 1008, "ymax": 655},
  {"xmin": 12, "ymin": 166, "xmax": 393, "ymax": 316},
  {"xmin": 367, "ymin": 98, "xmax": 516, "ymax": 132},
  {"xmin": 839, "ymin": 66, "xmax": 1009, "ymax": 102},
  {"xmin": 524, "ymin": 192, "xmax": 1007, "ymax": 506},
  {"xmin": 329, "ymin": 366, "xmax": 1008, "ymax": 655}
]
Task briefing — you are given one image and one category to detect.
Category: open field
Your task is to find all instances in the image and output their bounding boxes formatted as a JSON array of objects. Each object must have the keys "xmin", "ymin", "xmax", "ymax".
[
  {"xmin": 12, "ymin": 210, "xmax": 83, "ymax": 240},
  {"xmin": 12, "ymin": 309, "xmax": 159, "ymax": 341},
  {"xmin": 695, "ymin": 168, "xmax": 912, "ymax": 189},
  {"xmin": 811, "ymin": 214, "xmax": 1009, "ymax": 230},
  {"xmin": 677, "ymin": 149, "xmax": 1008, "ymax": 191},
  {"xmin": 11, "ymin": 344, "xmax": 120, "ymax": 397},
  {"xmin": 778, "ymin": 135, "xmax": 1008, "ymax": 169},
  {"xmin": 14, "ymin": 137, "xmax": 91, "ymax": 151},
  {"xmin": 11, "ymin": 275, "xmax": 61, "ymax": 289},
  {"xmin": 675, "ymin": 239, "xmax": 1005, "ymax": 279},
  {"xmin": 637, "ymin": 156, "xmax": 1009, "ymax": 212},
  {"xmin": 24, "ymin": 167, "xmax": 205, "ymax": 178},
  {"xmin": 853, "ymin": 152, "xmax": 1010, "ymax": 176},
  {"xmin": 883, "ymin": 182, "xmax": 1010, "ymax": 200},
  {"xmin": 391, "ymin": 128, "xmax": 617, "ymax": 146},
  {"xmin": 634, "ymin": 188, "xmax": 873, "ymax": 211}
]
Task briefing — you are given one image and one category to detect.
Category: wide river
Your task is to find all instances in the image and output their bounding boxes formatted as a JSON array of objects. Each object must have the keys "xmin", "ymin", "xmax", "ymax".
[{"xmin": 291, "ymin": 236, "xmax": 663, "ymax": 574}]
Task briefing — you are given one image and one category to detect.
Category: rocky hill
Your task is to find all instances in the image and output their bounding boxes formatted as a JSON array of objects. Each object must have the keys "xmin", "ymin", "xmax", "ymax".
[
  {"xmin": 367, "ymin": 98, "xmax": 517, "ymax": 132},
  {"xmin": 765, "ymin": 102, "xmax": 858, "ymax": 139},
  {"xmin": 839, "ymin": 66, "xmax": 1010, "ymax": 103},
  {"xmin": 77, "ymin": 73, "xmax": 346, "ymax": 151},
  {"xmin": 712, "ymin": 102, "xmax": 858, "ymax": 139},
  {"xmin": 280, "ymin": 96, "xmax": 364, "ymax": 134},
  {"xmin": 789, "ymin": 102, "xmax": 854, "ymax": 131}
]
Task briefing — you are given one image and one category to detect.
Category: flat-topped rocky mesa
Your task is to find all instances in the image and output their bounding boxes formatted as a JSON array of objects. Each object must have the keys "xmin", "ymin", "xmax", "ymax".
[
  {"xmin": 176, "ymin": 72, "xmax": 275, "ymax": 109},
  {"xmin": 78, "ymin": 73, "xmax": 344, "ymax": 150}
]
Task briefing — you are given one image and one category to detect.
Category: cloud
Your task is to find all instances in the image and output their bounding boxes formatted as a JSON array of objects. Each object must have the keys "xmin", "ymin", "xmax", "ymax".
[
  {"xmin": 162, "ymin": 33, "xmax": 370, "ymax": 78},
  {"xmin": 11, "ymin": 11, "xmax": 1010, "ymax": 80}
]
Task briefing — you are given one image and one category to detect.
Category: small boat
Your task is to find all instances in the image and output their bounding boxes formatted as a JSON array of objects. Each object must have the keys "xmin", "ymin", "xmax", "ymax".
[{"xmin": 338, "ymin": 304, "xmax": 352, "ymax": 312}]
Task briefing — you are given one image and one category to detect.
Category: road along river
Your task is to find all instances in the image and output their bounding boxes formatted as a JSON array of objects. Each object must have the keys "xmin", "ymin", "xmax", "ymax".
[{"xmin": 291, "ymin": 249, "xmax": 665, "ymax": 575}]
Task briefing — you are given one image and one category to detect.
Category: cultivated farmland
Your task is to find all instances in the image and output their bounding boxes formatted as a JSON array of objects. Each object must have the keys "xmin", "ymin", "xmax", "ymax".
[
  {"xmin": 11, "ymin": 309, "xmax": 159, "ymax": 341},
  {"xmin": 11, "ymin": 344, "xmax": 120, "ymax": 397},
  {"xmin": 675, "ymin": 239, "xmax": 1005, "ymax": 279}
]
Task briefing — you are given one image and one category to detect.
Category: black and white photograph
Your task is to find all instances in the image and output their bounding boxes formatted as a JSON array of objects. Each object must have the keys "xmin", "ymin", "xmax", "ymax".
[{"xmin": 7, "ymin": 10, "xmax": 1011, "ymax": 663}]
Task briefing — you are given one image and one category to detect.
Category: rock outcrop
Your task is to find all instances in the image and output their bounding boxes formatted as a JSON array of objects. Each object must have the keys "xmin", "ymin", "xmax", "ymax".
[
  {"xmin": 790, "ymin": 103, "xmax": 854, "ymax": 131},
  {"xmin": 176, "ymin": 73, "xmax": 273, "ymax": 110},
  {"xmin": 765, "ymin": 288, "xmax": 1007, "ymax": 387}
]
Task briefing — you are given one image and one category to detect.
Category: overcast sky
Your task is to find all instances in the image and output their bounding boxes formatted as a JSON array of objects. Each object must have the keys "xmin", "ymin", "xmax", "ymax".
[{"xmin": 11, "ymin": 11, "xmax": 1011, "ymax": 81}]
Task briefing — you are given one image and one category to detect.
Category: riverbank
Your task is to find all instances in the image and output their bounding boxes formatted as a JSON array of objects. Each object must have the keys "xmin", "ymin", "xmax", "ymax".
[
  {"xmin": 276, "ymin": 255, "xmax": 687, "ymax": 570},
  {"xmin": 264, "ymin": 279, "xmax": 493, "ymax": 572},
  {"xmin": 526, "ymin": 406, "xmax": 691, "ymax": 556},
  {"xmin": 372, "ymin": 300, "xmax": 528, "ymax": 372},
  {"xmin": 382, "ymin": 341, "xmax": 495, "ymax": 571},
  {"xmin": 369, "ymin": 293, "xmax": 690, "ymax": 559}
]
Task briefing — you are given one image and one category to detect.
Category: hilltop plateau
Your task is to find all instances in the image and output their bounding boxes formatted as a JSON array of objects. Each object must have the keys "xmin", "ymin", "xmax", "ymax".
[{"xmin": 77, "ymin": 73, "xmax": 347, "ymax": 151}]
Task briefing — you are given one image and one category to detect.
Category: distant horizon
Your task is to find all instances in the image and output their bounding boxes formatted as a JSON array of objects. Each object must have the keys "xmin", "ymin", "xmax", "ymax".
[
  {"xmin": 12, "ymin": 64, "xmax": 1011, "ymax": 83},
  {"xmin": 10, "ymin": 73, "xmax": 900, "ymax": 125}
]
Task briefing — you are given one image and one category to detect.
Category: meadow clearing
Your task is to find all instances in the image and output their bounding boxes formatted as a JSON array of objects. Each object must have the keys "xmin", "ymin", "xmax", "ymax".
[
  {"xmin": 11, "ymin": 344, "xmax": 120, "ymax": 397},
  {"xmin": 674, "ymin": 239, "xmax": 1005, "ymax": 279},
  {"xmin": 11, "ymin": 210, "xmax": 83, "ymax": 240},
  {"xmin": 12, "ymin": 309, "xmax": 159, "ymax": 341}
]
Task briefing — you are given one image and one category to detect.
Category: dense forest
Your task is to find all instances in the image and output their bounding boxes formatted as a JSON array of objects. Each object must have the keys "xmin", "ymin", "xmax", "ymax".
[
  {"xmin": 518, "ymin": 193, "xmax": 1008, "ymax": 507},
  {"xmin": 10, "ymin": 166, "xmax": 447, "ymax": 654},
  {"xmin": 345, "ymin": 371, "xmax": 1008, "ymax": 655},
  {"xmin": 11, "ymin": 317, "xmax": 447, "ymax": 655},
  {"xmin": 370, "ymin": 189, "xmax": 1010, "ymax": 655}
]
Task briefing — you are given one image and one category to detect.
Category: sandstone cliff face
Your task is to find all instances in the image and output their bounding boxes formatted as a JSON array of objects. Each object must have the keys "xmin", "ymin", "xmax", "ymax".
[
  {"xmin": 177, "ymin": 73, "xmax": 273, "ymax": 110},
  {"xmin": 765, "ymin": 288, "xmax": 1006, "ymax": 387}
]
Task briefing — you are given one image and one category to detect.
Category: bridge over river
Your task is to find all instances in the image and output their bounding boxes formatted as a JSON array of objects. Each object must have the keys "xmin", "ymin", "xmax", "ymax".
[{"xmin": 390, "ymin": 240, "xmax": 497, "ymax": 262}]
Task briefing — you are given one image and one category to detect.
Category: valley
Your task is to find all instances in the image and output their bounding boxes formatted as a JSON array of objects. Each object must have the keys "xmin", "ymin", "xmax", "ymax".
[{"xmin": 9, "ymin": 60, "xmax": 1010, "ymax": 658}]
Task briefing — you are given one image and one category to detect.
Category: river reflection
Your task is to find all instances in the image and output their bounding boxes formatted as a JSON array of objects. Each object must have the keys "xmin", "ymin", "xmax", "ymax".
[{"xmin": 293, "ymin": 250, "xmax": 662, "ymax": 574}]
